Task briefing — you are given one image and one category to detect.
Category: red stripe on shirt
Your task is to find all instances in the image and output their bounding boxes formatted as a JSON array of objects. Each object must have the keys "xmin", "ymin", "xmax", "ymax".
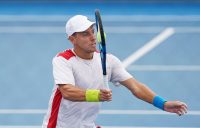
[
  {"xmin": 47, "ymin": 89, "xmax": 62, "ymax": 128},
  {"xmin": 57, "ymin": 49, "xmax": 75, "ymax": 60}
]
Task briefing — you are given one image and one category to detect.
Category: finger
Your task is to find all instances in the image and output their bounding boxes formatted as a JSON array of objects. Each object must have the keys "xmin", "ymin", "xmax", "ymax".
[
  {"xmin": 99, "ymin": 89, "xmax": 112, "ymax": 101},
  {"xmin": 105, "ymin": 92, "xmax": 112, "ymax": 97},
  {"xmin": 103, "ymin": 97, "xmax": 112, "ymax": 101},
  {"xmin": 107, "ymin": 96, "xmax": 112, "ymax": 101},
  {"xmin": 177, "ymin": 111, "xmax": 182, "ymax": 116},
  {"xmin": 100, "ymin": 89, "xmax": 112, "ymax": 95},
  {"xmin": 177, "ymin": 101, "xmax": 188, "ymax": 108},
  {"xmin": 100, "ymin": 89, "xmax": 108, "ymax": 93},
  {"xmin": 179, "ymin": 108, "xmax": 186, "ymax": 115},
  {"xmin": 181, "ymin": 105, "xmax": 188, "ymax": 114},
  {"xmin": 105, "ymin": 93, "xmax": 112, "ymax": 100},
  {"xmin": 100, "ymin": 96, "xmax": 108, "ymax": 101},
  {"xmin": 100, "ymin": 94, "xmax": 112, "ymax": 101},
  {"xmin": 179, "ymin": 102, "xmax": 188, "ymax": 114},
  {"xmin": 107, "ymin": 94, "xmax": 112, "ymax": 101},
  {"xmin": 99, "ymin": 93, "xmax": 107, "ymax": 101},
  {"xmin": 177, "ymin": 102, "xmax": 188, "ymax": 115},
  {"xmin": 178, "ymin": 109, "xmax": 186, "ymax": 116},
  {"xmin": 181, "ymin": 102, "xmax": 188, "ymax": 110},
  {"xmin": 176, "ymin": 101, "xmax": 184, "ymax": 106},
  {"xmin": 107, "ymin": 92, "xmax": 112, "ymax": 96},
  {"xmin": 107, "ymin": 90, "xmax": 112, "ymax": 94}
]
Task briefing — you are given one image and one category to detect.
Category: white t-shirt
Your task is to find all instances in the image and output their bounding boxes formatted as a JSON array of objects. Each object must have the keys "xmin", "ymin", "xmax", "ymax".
[{"xmin": 42, "ymin": 49, "xmax": 132, "ymax": 128}]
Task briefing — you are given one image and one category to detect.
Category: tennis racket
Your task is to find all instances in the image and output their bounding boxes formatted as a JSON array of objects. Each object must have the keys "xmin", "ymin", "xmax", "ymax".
[{"xmin": 95, "ymin": 9, "xmax": 109, "ymax": 90}]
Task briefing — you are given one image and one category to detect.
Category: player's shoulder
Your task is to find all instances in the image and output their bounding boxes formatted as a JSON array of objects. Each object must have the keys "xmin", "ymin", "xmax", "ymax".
[
  {"xmin": 56, "ymin": 49, "xmax": 76, "ymax": 60},
  {"xmin": 106, "ymin": 53, "xmax": 123, "ymax": 65},
  {"xmin": 107, "ymin": 53, "xmax": 119, "ymax": 60}
]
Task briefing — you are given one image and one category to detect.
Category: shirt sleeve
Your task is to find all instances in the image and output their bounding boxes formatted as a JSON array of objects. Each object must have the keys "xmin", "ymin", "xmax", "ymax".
[
  {"xmin": 52, "ymin": 56, "xmax": 75, "ymax": 85},
  {"xmin": 109, "ymin": 54, "xmax": 133, "ymax": 85}
]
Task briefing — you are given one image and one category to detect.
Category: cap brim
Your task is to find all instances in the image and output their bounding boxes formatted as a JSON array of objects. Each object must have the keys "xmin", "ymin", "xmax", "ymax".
[{"xmin": 75, "ymin": 21, "xmax": 95, "ymax": 33}]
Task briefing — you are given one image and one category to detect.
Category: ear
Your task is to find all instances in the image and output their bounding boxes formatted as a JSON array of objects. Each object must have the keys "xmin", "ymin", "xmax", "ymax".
[{"xmin": 68, "ymin": 35, "xmax": 76, "ymax": 45}]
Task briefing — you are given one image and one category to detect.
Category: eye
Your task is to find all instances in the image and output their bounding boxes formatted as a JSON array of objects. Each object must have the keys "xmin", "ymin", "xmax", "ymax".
[
  {"xmin": 82, "ymin": 32, "xmax": 89, "ymax": 36},
  {"xmin": 92, "ymin": 29, "xmax": 95, "ymax": 34}
]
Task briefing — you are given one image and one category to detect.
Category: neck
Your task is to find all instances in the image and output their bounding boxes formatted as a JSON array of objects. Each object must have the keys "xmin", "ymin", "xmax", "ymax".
[{"xmin": 73, "ymin": 48, "xmax": 94, "ymax": 60}]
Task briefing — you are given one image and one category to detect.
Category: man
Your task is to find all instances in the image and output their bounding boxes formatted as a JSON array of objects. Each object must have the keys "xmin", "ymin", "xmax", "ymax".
[{"xmin": 42, "ymin": 15, "xmax": 188, "ymax": 128}]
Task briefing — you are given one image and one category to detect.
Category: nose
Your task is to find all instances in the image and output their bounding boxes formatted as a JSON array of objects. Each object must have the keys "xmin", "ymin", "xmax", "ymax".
[{"xmin": 90, "ymin": 33, "xmax": 96, "ymax": 41}]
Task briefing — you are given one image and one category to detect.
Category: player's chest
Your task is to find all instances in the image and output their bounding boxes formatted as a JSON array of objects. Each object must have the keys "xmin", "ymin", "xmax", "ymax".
[{"xmin": 72, "ymin": 59, "xmax": 111, "ymax": 88}]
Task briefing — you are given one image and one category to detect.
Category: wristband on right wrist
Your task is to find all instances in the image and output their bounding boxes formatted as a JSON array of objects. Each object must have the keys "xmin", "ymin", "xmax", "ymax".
[
  {"xmin": 153, "ymin": 96, "xmax": 167, "ymax": 110},
  {"xmin": 85, "ymin": 89, "xmax": 100, "ymax": 102}
]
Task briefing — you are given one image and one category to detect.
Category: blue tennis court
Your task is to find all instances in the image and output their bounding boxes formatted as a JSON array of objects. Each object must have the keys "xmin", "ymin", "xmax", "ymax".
[{"xmin": 0, "ymin": 1, "xmax": 200, "ymax": 127}]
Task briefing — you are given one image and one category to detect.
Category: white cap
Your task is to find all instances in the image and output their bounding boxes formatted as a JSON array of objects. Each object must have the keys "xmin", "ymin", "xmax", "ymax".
[{"xmin": 65, "ymin": 15, "xmax": 95, "ymax": 37}]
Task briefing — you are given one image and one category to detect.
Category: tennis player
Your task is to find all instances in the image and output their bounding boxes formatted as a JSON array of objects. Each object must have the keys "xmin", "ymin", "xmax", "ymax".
[{"xmin": 42, "ymin": 15, "xmax": 188, "ymax": 128}]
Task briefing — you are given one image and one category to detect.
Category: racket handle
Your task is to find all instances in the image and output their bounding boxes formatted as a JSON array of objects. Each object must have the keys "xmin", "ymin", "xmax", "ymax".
[{"xmin": 103, "ymin": 75, "xmax": 109, "ymax": 90}]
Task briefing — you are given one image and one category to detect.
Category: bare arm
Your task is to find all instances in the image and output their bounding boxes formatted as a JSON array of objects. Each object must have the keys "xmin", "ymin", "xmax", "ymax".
[
  {"xmin": 58, "ymin": 84, "xmax": 86, "ymax": 101},
  {"xmin": 58, "ymin": 84, "xmax": 112, "ymax": 102},
  {"xmin": 120, "ymin": 78, "xmax": 188, "ymax": 115},
  {"xmin": 120, "ymin": 78, "xmax": 156, "ymax": 104}
]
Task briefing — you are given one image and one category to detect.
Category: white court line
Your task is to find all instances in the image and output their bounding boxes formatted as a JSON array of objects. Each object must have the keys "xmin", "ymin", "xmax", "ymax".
[
  {"xmin": 122, "ymin": 28, "xmax": 175, "ymax": 68},
  {"xmin": 0, "ymin": 127, "xmax": 40, "ymax": 128},
  {"xmin": 127, "ymin": 65, "xmax": 200, "ymax": 71},
  {"xmin": 1, "ymin": 15, "xmax": 200, "ymax": 22},
  {"xmin": 0, "ymin": 124, "xmax": 198, "ymax": 128},
  {"xmin": 103, "ymin": 127, "xmax": 200, "ymax": 128},
  {"xmin": 104, "ymin": 127, "xmax": 200, "ymax": 128},
  {"xmin": 0, "ymin": 109, "xmax": 199, "ymax": 115},
  {"xmin": 0, "ymin": 125, "xmax": 199, "ymax": 128},
  {"xmin": 100, "ymin": 110, "xmax": 200, "ymax": 115}
]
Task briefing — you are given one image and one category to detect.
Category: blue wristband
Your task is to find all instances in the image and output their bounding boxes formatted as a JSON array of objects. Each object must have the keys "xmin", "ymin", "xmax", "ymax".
[{"xmin": 153, "ymin": 96, "xmax": 167, "ymax": 110}]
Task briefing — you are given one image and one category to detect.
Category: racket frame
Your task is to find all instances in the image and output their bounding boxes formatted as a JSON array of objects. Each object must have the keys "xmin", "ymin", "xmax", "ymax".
[{"xmin": 95, "ymin": 10, "xmax": 109, "ymax": 89}]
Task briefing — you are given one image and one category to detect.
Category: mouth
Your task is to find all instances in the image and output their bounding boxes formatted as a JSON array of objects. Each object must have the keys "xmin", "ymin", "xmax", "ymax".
[{"xmin": 91, "ymin": 43, "xmax": 96, "ymax": 47}]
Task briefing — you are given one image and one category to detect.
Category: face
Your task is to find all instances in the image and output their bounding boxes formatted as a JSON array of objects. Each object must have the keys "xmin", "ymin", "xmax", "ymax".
[{"xmin": 70, "ymin": 25, "xmax": 96, "ymax": 53}]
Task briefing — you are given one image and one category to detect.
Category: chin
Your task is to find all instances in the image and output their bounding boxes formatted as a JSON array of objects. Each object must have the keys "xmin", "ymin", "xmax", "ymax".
[{"xmin": 87, "ymin": 48, "xmax": 96, "ymax": 53}]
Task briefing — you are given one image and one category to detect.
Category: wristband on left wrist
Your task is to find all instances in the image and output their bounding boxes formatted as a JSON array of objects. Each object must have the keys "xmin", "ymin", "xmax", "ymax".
[{"xmin": 153, "ymin": 96, "xmax": 167, "ymax": 110}]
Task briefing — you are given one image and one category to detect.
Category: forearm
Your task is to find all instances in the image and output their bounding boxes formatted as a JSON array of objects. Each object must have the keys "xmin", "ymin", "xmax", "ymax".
[
  {"xmin": 120, "ymin": 78, "xmax": 188, "ymax": 114},
  {"xmin": 58, "ymin": 84, "xmax": 112, "ymax": 102},
  {"xmin": 134, "ymin": 83, "xmax": 156, "ymax": 104},
  {"xmin": 121, "ymin": 78, "xmax": 156, "ymax": 104},
  {"xmin": 58, "ymin": 84, "xmax": 86, "ymax": 101}
]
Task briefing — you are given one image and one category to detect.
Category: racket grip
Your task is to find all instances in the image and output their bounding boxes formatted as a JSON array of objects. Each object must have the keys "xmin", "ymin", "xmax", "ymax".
[{"xmin": 103, "ymin": 75, "xmax": 109, "ymax": 90}]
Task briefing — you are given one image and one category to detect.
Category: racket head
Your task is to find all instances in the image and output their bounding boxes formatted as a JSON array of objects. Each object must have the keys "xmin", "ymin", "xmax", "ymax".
[{"xmin": 95, "ymin": 9, "xmax": 107, "ymax": 75}]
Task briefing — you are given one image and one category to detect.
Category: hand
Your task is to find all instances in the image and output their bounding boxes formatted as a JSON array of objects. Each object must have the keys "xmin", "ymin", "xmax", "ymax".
[
  {"xmin": 164, "ymin": 101, "xmax": 188, "ymax": 116},
  {"xmin": 99, "ymin": 89, "xmax": 112, "ymax": 102}
]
